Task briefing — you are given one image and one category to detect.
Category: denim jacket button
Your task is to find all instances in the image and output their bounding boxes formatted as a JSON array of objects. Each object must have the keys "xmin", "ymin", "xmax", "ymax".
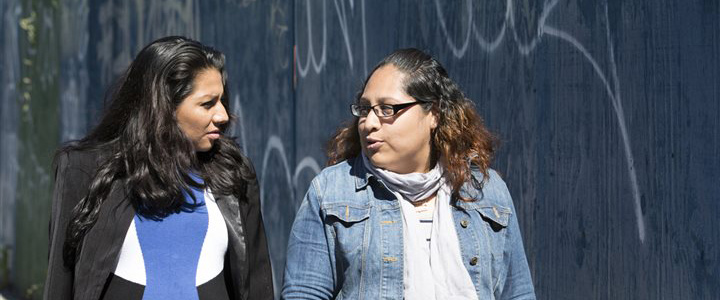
[
  {"xmin": 469, "ymin": 256, "xmax": 478, "ymax": 266},
  {"xmin": 460, "ymin": 220, "xmax": 469, "ymax": 228}
]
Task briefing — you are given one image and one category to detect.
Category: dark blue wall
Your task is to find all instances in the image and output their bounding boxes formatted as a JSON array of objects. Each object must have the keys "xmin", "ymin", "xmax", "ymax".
[{"xmin": 1, "ymin": 0, "xmax": 718, "ymax": 299}]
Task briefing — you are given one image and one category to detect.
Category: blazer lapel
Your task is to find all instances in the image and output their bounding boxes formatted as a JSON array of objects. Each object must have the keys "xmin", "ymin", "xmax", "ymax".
[
  {"xmin": 214, "ymin": 193, "xmax": 248, "ymax": 298},
  {"xmin": 74, "ymin": 181, "xmax": 135, "ymax": 299}
]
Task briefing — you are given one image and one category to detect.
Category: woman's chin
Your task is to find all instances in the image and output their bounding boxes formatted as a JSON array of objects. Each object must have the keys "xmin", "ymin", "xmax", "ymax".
[
  {"xmin": 194, "ymin": 142, "xmax": 213, "ymax": 152},
  {"xmin": 367, "ymin": 156, "xmax": 391, "ymax": 170}
]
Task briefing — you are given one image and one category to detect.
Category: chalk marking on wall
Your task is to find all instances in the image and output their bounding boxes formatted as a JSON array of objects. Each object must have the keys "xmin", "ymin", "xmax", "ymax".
[
  {"xmin": 229, "ymin": 95, "xmax": 248, "ymax": 151},
  {"xmin": 472, "ymin": 0, "xmax": 510, "ymax": 51},
  {"xmin": 333, "ymin": 0, "xmax": 354, "ymax": 70},
  {"xmin": 434, "ymin": 0, "xmax": 646, "ymax": 242},
  {"xmin": 260, "ymin": 136, "xmax": 295, "ymax": 203},
  {"xmin": 539, "ymin": 4, "xmax": 644, "ymax": 243},
  {"xmin": 603, "ymin": 3, "xmax": 645, "ymax": 242},
  {"xmin": 253, "ymin": 132, "xmax": 322, "ymax": 299},
  {"xmin": 435, "ymin": 0, "xmax": 474, "ymax": 57},
  {"xmin": 230, "ymin": 101, "xmax": 322, "ymax": 204},
  {"xmin": 96, "ymin": 0, "xmax": 201, "ymax": 89},
  {"xmin": 60, "ymin": 0, "xmax": 90, "ymax": 142},
  {"xmin": 258, "ymin": 135, "xmax": 322, "ymax": 208},
  {"xmin": 296, "ymin": 0, "xmax": 328, "ymax": 77},
  {"xmin": 296, "ymin": 0, "xmax": 367, "ymax": 77},
  {"xmin": 293, "ymin": 157, "xmax": 322, "ymax": 194}
]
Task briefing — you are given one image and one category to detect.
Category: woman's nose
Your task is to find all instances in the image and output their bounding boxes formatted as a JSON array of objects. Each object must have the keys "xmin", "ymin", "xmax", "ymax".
[
  {"xmin": 362, "ymin": 108, "xmax": 382, "ymax": 131},
  {"xmin": 213, "ymin": 102, "xmax": 229, "ymax": 125}
]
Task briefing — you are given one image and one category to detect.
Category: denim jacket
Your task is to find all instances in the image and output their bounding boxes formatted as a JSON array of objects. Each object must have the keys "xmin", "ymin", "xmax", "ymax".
[{"xmin": 282, "ymin": 156, "xmax": 535, "ymax": 299}]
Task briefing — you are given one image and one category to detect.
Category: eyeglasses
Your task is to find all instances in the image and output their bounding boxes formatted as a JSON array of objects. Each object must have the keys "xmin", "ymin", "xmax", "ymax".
[{"xmin": 350, "ymin": 102, "xmax": 421, "ymax": 118}]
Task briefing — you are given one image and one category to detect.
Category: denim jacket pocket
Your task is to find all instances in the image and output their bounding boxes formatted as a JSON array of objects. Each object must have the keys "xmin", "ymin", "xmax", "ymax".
[
  {"xmin": 477, "ymin": 205, "xmax": 512, "ymax": 257},
  {"xmin": 323, "ymin": 204, "xmax": 372, "ymax": 254}
]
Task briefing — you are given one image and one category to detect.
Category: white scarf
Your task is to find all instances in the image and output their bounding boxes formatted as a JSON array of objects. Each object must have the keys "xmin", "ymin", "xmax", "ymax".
[
  {"xmin": 362, "ymin": 154, "xmax": 478, "ymax": 300},
  {"xmin": 361, "ymin": 154, "xmax": 443, "ymax": 202}
]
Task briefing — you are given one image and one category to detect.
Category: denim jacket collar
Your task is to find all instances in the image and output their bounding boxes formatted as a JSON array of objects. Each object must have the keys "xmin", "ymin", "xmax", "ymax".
[
  {"xmin": 352, "ymin": 156, "xmax": 374, "ymax": 190},
  {"xmin": 454, "ymin": 169, "xmax": 513, "ymax": 227}
]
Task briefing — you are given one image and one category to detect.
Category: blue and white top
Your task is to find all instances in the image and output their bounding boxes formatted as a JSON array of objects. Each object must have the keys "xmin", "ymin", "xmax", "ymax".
[{"xmin": 103, "ymin": 177, "xmax": 229, "ymax": 300}]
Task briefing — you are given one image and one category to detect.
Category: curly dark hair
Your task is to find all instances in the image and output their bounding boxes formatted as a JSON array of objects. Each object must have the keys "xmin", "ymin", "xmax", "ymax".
[
  {"xmin": 58, "ymin": 36, "xmax": 254, "ymax": 267},
  {"xmin": 327, "ymin": 48, "xmax": 497, "ymax": 198}
]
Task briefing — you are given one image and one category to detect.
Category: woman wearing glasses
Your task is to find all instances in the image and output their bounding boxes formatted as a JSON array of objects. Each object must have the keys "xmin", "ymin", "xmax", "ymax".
[
  {"xmin": 44, "ymin": 36, "xmax": 273, "ymax": 299},
  {"xmin": 283, "ymin": 48, "xmax": 535, "ymax": 299}
]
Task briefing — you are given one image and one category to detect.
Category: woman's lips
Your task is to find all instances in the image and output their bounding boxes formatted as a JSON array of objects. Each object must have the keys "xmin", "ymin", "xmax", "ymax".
[
  {"xmin": 206, "ymin": 132, "xmax": 221, "ymax": 139},
  {"xmin": 366, "ymin": 139, "xmax": 383, "ymax": 151}
]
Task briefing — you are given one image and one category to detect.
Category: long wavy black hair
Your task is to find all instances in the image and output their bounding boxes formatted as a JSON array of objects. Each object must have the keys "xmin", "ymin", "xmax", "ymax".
[{"xmin": 59, "ymin": 36, "xmax": 253, "ymax": 267}]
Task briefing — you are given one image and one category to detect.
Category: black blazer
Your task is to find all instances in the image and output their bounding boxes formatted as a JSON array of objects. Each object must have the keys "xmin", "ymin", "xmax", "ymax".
[{"xmin": 43, "ymin": 149, "xmax": 273, "ymax": 300}]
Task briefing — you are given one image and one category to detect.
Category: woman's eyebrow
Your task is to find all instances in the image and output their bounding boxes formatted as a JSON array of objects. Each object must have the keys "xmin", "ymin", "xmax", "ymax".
[
  {"xmin": 376, "ymin": 97, "xmax": 402, "ymax": 104},
  {"xmin": 358, "ymin": 96, "xmax": 402, "ymax": 105},
  {"xmin": 197, "ymin": 93, "xmax": 221, "ymax": 100}
]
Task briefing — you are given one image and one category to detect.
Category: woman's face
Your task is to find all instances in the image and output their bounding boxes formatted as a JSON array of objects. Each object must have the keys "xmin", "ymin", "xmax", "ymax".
[
  {"xmin": 358, "ymin": 65, "xmax": 437, "ymax": 174},
  {"xmin": 176, "ymin": 68, "xmax": 228, "ymax": 152}
]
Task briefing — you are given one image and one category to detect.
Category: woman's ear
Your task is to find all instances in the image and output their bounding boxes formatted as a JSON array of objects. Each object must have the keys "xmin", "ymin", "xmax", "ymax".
[{"xmin": 428, "ymin": 110, "xmax": 438, "ymax": 130}]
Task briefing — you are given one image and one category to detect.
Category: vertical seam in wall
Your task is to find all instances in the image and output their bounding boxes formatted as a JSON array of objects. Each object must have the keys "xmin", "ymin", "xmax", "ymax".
[{"xmin": 292, "ymin": 0, "xmax": 297, "ymax": 188}]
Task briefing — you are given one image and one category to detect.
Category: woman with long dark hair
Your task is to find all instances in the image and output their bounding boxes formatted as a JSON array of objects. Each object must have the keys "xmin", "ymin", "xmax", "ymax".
[
  {"xmin": 283, "ymin": 48, "xmax": 535, "ymax": 299},
  {"xmin": 44, "ymin": 36, "xmax": 273, "ymax": 299}
]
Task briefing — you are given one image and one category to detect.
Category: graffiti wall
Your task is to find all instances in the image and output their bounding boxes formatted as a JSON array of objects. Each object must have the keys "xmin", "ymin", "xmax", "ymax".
[{"xmin": 1, "ymin": 0, "xmax": 718, "ymax": 299}]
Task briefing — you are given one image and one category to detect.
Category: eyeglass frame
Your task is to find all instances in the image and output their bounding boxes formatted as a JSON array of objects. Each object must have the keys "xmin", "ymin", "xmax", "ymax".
[{"xmin": 350, "ymin": 101, "xmax": 427, "ymax": 118}]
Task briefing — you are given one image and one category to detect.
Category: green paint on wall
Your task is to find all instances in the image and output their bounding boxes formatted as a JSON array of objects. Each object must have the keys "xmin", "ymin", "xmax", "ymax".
[{"xmin": 14, "ymin": 0, "xmax": 60, "ymax": 299}]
